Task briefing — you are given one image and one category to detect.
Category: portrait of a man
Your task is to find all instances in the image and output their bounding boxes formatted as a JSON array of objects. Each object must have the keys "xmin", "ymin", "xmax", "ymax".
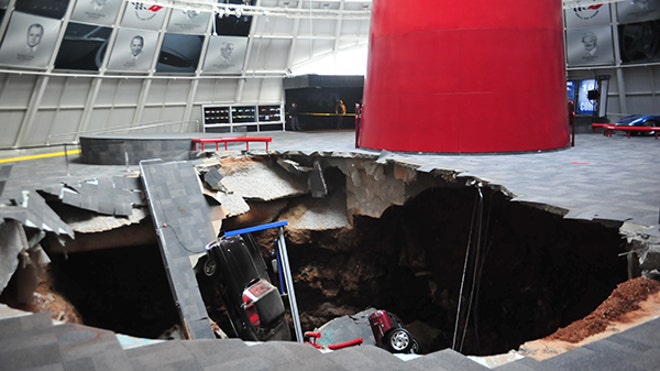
[
  {"xmin": 26, "ymin": 23, "xmax": 44, "ymax": 52},
  {"xmin": 0, "ymin": 12, "xmax": 60, "ymax": 68},
  {"xmin": 202, "ymin": 36, "xmax": 247, "ymax": 74},
  {"xmin": 582, "ymin": 31, "xmax": 598, "ymax": 57},
  {"xmin": 566, "ymin": 27, "xmax": 614, "ymax": 67},
  {"xmin": 130, "ymin": 35, "xmax": 144, "ymax": 59},
  {"xmin": 106, "ymin": 29, "xmax": 157, "ymax": 72},
  {"xmin": 220, "ymin": 42, "xmax": 234, "ymax": 64},
  {"xmin": 91, "ymin": 0, "xmax": 107, "ymax": 11},
  {"xmin": 184, "ymin": 9, "xmax": 199, "ymax": 19}
]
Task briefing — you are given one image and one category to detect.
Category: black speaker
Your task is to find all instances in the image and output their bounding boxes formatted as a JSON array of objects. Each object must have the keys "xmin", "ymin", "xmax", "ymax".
[{"xmin": 587, "ymin": 89, "xmax": 599, "ymax": 100}]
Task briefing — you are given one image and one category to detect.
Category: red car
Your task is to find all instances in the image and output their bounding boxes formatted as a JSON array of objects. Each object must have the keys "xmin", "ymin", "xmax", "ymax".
[{"xmin": 369, "ymin": 309, "xmax": 420, "ymax": 354}]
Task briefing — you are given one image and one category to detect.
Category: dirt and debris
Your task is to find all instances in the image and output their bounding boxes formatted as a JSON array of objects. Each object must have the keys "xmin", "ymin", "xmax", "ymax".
[
  {"xmin": 219, "ymin": 156, "xmax": 260, "ymax": 174},
  {"xmin": 0, "ymin": 264, "xmax": 83, "ymax": 324},
  {"xmin": 518, "ymin": 276, "xmax": 660, "ymax": 360},
  {"xmin": 28, "ymin": 267, "xmax": 83, "ymax": 324},
  {"xmin": 547, "ymin": 276, "xmax": 659, "ymax": 343}
]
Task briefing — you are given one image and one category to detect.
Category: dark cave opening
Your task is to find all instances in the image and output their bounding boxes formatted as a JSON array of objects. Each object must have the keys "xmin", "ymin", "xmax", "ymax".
[
  {"xmin": 279, "ymin": 186, "xmax": 629, "ymax": 355},
  {"xmin": 47, "ymin": 244, "xmax": 180, "ymax": 339},
  {"xmin": 40, "ymin": 183, "xmax": 629, "ymax": 357}
]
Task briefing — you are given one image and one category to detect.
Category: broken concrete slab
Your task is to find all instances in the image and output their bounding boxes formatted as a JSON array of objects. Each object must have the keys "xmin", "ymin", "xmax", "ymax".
[
  {"xmin": 46, "ymin": 218, "xmax": 157, "ymax": 254},
  {"xmin": 202, "ymin": 167, "xmax": 226, "ymax": 192},
  {"xmin": 41, "ymin": 206, "xmax": 153, "ymax": 254},
  {"xmin": 332, "ymin": 158, "xmax": 442, "ymax": 220},
  {"xmin": 280, "ymin": 191, "xmax": 349, "ymax": 230},
  {"xmin": 224, "ymin": 200, "xmax": 288, "ymax": 230},
  {"xmin": 214, "ymin": 192, "xmax": 250, "ymax": 218},
  {"xmin": 56, "ymin": 176, "xmax": 142, "ymax": 217},
  {"xmin": 218, "ymin": 158, "xmax": 308, "ymax": 201},
  {"xmin": 63, "ymin": 208, "xmax": 149, "ymax": 234},
  {"xmin": 0, "ymin": 220, "xmax": 27, "ymax": 293},
  {"xmin": 0, "ymin": 190, "xmax": 73, "ymax": 238},
  {"xmin": 276, "ymin": 158, "xmax": 312, "ymax": 176}
]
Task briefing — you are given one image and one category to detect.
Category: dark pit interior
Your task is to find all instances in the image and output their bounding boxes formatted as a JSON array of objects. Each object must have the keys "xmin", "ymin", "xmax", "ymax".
[
  {"xmin": 47, "ymin": 245, "xmax": 180, "ymax": 339},
  {"xmin": 43, "ymin": 181, "xmax": 629, "ymax": 356}
]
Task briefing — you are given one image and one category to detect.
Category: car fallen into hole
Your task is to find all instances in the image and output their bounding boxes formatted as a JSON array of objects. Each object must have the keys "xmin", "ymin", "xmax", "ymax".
[
  {"xmin": 196, "ymin": 233, "xmax": 291, "ymax": 342},
  {"xmin": 369, "ymin": 309, "xmax": 420, "ymax": 354}
]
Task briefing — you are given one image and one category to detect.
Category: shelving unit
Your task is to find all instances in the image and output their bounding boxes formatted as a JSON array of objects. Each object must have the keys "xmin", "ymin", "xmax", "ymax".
[
  {"xmin": 202, "ymin": 104, "xmax": 284, "ymax": 133},
  {"xmin": 202, "ymin": 106, "xmax": 230, "ymax": 125},
  {"xmin": 231, "ymin": 106, "xmax": 257, "ymax": 123},
  {"xmin": 258, "ymin": 105, "xmax": 282, "ymax": 122}
]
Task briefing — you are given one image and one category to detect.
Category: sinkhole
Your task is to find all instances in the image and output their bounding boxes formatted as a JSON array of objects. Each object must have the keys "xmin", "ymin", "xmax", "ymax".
[{"xmin": 11, "ymin": 154, "xmax": 636, "ymax": 356}]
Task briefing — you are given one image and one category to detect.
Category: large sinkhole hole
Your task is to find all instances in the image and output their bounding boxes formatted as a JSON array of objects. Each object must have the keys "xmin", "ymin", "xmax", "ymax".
[
  {"xmin": 275, "ymin": 186, "xmax": 629, "ymax": 355},
  {"xmin": 42, "ymin": 183, "xmax": 628, "ymax": 356}
]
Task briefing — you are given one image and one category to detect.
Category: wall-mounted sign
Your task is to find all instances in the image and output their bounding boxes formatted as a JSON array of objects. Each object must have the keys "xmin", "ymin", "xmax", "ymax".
[
  {"xmin": 0, "ymin": 12, "xmax": 62, "ymax": 69},
  {"xmin": 566, "ymin": 26, "xmax": 615, "ymax": 66},
  {"xmin": 70, "ymin": 0, "xmax": 123, "ymax": 26},
  {"xmin": 167, "ymin": 8, "xmax": 210, "ymax": 34},
  {"xmin": 576, "ymin": 79, "xmax": 597, "ymax": 115},
  {"xmin": 106, "ymin": 28, "xmax": 159, "ymax": 72},
  {"xmin": 121, "ymin": 2, "xmax": 167, "ymax": 30},
  {"xmin": 202, "ymin": 35, "xmax": 247, "ymax": 74},
  {"xmin": 14, "ymin": 0, "xmax": 71, "ymax": 19},
  {"xmin": 564, "ymin": 2, "xmax": 611, "ymax": 28}
]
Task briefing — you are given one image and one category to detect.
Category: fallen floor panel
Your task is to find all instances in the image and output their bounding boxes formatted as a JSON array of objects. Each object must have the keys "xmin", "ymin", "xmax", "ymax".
[{"xmin": 140, "ymin": 160, "xmax": 216, "ymax": 340}]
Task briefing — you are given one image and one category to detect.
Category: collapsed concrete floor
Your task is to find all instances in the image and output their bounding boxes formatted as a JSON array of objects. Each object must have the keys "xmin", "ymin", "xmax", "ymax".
[{"xmin": 1, "ymin": 152, "xmax": 657, "ymax": 357}]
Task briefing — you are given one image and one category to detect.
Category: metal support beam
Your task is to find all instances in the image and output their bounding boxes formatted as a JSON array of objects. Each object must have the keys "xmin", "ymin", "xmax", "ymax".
[
  {"xmin": 13, "ymin": 75, "xmax": 49, "ymax": 148},
  {"xmin": 277, "ymin": 225, "xmax": 304, "ymax": 343}
]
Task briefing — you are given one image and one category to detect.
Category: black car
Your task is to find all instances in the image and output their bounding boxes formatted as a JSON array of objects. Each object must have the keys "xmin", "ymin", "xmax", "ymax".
[{"xmin": 200, "ymin": 233, "xmax": 290, "ymax": 341}]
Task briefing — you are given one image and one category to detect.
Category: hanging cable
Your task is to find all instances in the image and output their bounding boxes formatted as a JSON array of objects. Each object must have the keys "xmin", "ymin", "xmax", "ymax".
[
  {"xmin": 471, "ymin": 191, "xmax": 494, "ymax": 353},
  {"xmin": 452, "ymin": 186, "xmax": 479, "ymax": 351},
  {"xmin": 459, "ymin": 186, "xmax": 484, "ymax": 352}
]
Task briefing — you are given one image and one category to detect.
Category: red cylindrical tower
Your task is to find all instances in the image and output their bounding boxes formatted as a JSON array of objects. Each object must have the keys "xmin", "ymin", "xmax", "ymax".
[{"xmin": 359, "ymin": 1, "xmax": 569, "ymax": 153}]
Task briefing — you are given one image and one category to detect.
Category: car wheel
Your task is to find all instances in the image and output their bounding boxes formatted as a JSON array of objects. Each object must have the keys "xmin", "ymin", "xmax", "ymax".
[
  {"xmin": 642, "ymin": 120, "xmax": 658, "ymax": 136},
  {"xmin": 385, "ymin": 328, "xmax": 413, "ymax": 353},
  {"xmin": 410, "ymin": 338, "xmax": 421, "ymax": 354},
  {"xmin": 203, "ymin": 257, "xmax": 217, "ymax": 277}
]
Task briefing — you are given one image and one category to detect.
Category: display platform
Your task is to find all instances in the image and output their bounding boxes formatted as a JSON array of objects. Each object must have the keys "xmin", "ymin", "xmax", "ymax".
[
  {"xmin": 79, "ymin": 132, "xmax": 273, "ymax": 165},
  {"xmin": 80, "ymin": 133, "xmax": 196, "ymax": 165}
]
